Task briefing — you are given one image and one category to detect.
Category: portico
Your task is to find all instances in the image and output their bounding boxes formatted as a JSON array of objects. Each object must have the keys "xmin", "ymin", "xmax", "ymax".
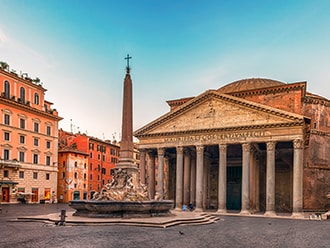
[{"xmin": 134, "ymin": 88, "xmax": 308, "ymax": 216}]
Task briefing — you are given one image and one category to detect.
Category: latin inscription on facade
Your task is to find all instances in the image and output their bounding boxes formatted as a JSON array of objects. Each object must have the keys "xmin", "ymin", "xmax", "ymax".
[{"xmin": 164, "ymin": 131, "xmax": 269, "ymax": 144}]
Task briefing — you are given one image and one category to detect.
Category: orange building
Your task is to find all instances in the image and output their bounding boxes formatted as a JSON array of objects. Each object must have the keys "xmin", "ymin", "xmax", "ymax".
[
  {"xmin": 57, "ymin": 146, "xmax": 88, "ymax": 203},
  {"xmin": 0, "ymin": 64, "xmax": 62, "ymax": 203},
  {"xmin": 58, "ymin": 130, "xmax": 120, "ymax": 201}
]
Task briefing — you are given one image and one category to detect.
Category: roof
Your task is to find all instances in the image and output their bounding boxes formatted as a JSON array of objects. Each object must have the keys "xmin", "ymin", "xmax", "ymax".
[{"xmin": 218, "ymin": 78, "xmax": 286, "ymax": 93}]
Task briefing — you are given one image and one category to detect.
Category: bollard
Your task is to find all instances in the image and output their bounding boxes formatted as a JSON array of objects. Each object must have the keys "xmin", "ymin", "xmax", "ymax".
[{"xmin": 58, "ymin": 209, "xmax": 66, "ymax": 226}]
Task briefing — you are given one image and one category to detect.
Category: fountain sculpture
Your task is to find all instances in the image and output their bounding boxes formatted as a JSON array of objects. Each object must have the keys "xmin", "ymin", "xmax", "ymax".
[{"xmin": 69, "ymin": 55, "xmax": 173, "ymax": 217}]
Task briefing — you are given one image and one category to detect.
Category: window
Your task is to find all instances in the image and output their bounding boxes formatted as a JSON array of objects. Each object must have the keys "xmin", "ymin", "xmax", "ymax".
[
  {"xmin": 46, "ymin": 126, "xmax": 51, "ymax": 136},
  {"xmin": 90, "ymin": 153, "xmax": 92, "ymax": 158},
  {"xmin": 20, "ymin": 118, "xmax": 25, "ymax": 129},
  {"xmin": 63, "ymin": 161, "xmax": 66, "ymax": 167},
  {"xmin": 74, "ymin": 161, "xmax": 77, "ymax": 167},
  {"xmin": 4, "ymin": 170, "xmax": 9, "ymax": 177},
  {"xmin": 19, "ymin": 135, "xmax": 25, "ymax": 144},
  {"xmin": 4, "ymin": 149, "xmax": 9, "ymax": 160},
  {"xmin": 90, "ymin": 174, "xmax": 92, "ymax": 180},
  {"xmin": 19, "ymin": 171, "xmax": 24, "ymax": 179},
  {"xmin": 102, "ymin": 155, "xmax": 105, "ymax": 161},
  {"xmin": 62, "ymin": 172, "xmax": 65, "ymax": 178},
  {"xmin": 46, "ymin": 141, "xmax": 51, "ymax": 149},
  {"xmin": 34, "ymin": 93, "xmax": 39, "ymax": 105},
  {"xmin": 97, "ymin": 154, "xmax": 100, "ymax": 160},
  {"xmin": 19, "ymin": 151, "xmax": 25, "ymax": 162},
  {"xmin": 20, "ymin": 87, "xmax": 25, "ymax": 103},
  {"xmin": 84, "ymin": 163, "xmax": 86, "ymax": 169},
  {"xmin": 34, "ymin": 138, "xmax": 39, "ymax": 146},
  {"xmin": 4, "ymin": 132, "xmax": 10, "ymax": 141},
  {"xmin": 89, "ymin": 163, "xmax": 92, "ymax": 170},
  {"xmin": 84, "ymin": 173, "xmax": 87, "ymax": 180},
  {"xmin": 4, "ymin": 114, "xmax": 10, "ymax": 125},
  {"xmin": 4, "ymin": 81, "xmax": 10, "ymax": 99},
  {"xmin": 46, "ymin": 156, "xmax": 51, "ymax": 166},
  {"xmin": 74, "ymin": 172, "xmax": 78, "ymax": 179},
  {"xmin": 34, "ymin": 123, "xmax": 39, "ymax": 132},
  {"xmin": 102, "ymin": 168, "xmax": 106, "ymax": 175},
  {"xmin": 89, "ymin": 143, "xmax": 94, "ymax": 150},
  {"xmin": 33, "ymin": 154, "xmax": 38, "ymax": 164},
  {"xmin": 97, "ymin": 164, "xmax": 100, "ymax": 171},
  {"xmin": 46, "ymin": 173, "xmax": 50, "ymax": 180},
  {"xmin": 33, "ymin": 172, "xmax": 38, "ymax": 179}
]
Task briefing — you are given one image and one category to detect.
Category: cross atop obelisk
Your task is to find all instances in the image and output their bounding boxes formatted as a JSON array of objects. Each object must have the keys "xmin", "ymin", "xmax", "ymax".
[{"xmin": 125, "ymin": 54, "xmax": 132, "ymax": 73}]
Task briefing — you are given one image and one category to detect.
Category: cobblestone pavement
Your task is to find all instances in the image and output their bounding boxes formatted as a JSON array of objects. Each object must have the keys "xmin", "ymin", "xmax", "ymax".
[{"xmin": 0, "ymin": 203, "xmax": 329, "ymax": 248}]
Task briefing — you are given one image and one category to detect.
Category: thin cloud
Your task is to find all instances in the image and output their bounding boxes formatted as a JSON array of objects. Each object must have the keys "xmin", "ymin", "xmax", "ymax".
[{"xmin": 0, "ymin": 28, "xmax": 9, "ymax": 45}]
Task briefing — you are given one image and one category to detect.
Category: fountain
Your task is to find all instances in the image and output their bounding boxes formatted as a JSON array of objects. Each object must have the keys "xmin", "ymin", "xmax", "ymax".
[{"xmin": 69, "ymin": 55, "xmax": 173, "ymax": 218}]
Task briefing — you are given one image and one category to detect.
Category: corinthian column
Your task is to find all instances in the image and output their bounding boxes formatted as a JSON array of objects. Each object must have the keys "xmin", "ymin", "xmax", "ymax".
[
  {"xmin": 157, "ymin": 148, "xmax": 165, "ymax": 200},
  {"xmin": 139, "ymin": 149, "xmax": 146, "ymax": 185},
  {"xmin": 292, "ymin": 139, "xmax": 304, "ymax": 218},
  {"xmin": 175, "ymin": 146, "xmax": 184, "ymax": 210},
  {"xmin": 265, "ymin": 141, "xmax": 276, "ymax": 216},
  {"xmin": 217, "ymin": 144, "xmax": 227, "ymax": 213},
  {"xmin": 147, "ymin": 150, "xmax": 155, "ymax": 199},
  {"xmin": 240, "ymin": 143, "xmax": 251, "ymax": 215},
  {"xmin": 195, "ymin": 145, "xmax": 204, "ymax": 211},
  {"xmin": 183, "ymin": 149, "xmax": 191, "ymax": 205}
]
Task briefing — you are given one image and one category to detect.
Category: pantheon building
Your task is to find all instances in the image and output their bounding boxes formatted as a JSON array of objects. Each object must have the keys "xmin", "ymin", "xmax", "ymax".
[{"xmin": 134, "ymin": 78, "xmax": 330, "ymax": 216}]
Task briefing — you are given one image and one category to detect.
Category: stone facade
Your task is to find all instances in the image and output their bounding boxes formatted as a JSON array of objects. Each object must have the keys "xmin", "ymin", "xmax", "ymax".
[{"xmin": 134, "ymin": 78, "xmax": 330, "ymax": 215}]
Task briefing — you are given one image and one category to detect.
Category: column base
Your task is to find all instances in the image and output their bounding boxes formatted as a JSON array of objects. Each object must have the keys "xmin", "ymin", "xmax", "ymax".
[
  {"xmin": 291, "ymin": 212, "xmax": 305, "ymax": 219},
  {"xmin": 194, "ymin": 207, "xmax": 203, "ymax": 212},
  {"xmin": 264, "ymin": 211, "xmax": 277, "ymax": 217},
  {"xmin": 239, "ymin": 210, "xmax": 251, "ymax": 215},
  {"xmin": 216, "ymin": 209, "xmax": 227, "ymax": 214}
]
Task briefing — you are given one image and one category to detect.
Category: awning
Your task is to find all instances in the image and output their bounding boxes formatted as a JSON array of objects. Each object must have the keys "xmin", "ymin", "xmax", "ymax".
[{"xmin": 0, "ymin": 180, "xmax": 19, "ymax": 185}]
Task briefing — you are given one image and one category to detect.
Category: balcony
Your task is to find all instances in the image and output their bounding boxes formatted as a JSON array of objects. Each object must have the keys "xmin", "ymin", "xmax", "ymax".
[{"xmin": 0, "ymin": 159, "xmax": 21, "ymax": 170}]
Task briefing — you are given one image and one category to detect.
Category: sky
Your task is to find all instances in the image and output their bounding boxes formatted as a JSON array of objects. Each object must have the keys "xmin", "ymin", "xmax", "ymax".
[{"xmin": 1, "ymin": 0, "xmax": 330, "ymax": 141}]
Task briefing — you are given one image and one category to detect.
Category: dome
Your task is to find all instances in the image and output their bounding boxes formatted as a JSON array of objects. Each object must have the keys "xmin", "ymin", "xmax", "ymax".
[{"xmin": 218, "ymin": 78, "xmax": 286, "ymax": 93}]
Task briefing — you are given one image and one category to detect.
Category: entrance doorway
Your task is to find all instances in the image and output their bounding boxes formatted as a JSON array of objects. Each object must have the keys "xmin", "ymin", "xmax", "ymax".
[
  {"xmin": 226, "ymin": 166, "xmax": 242, "ymax": 210},
  {"xmin": 2, "ymin": 188, "xmax": 9, "ymax": 202}
]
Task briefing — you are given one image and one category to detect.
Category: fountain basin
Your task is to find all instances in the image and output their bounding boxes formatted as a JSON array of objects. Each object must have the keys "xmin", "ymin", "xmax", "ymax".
[{"xmin": 69, "ymin": 200, "xmax": 174, "ymax": 218}]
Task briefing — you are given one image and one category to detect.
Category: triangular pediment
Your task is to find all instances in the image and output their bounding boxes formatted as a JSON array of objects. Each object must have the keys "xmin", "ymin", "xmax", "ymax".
[{"xmin": 134, "ymin": 90, "xmax": 306, "ymax": 137}]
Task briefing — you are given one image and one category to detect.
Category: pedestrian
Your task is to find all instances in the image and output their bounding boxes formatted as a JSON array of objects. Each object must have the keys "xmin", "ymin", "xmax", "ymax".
[{"xmin": 51, "ymin": 191, "xmax": 56, "ymax": 204}]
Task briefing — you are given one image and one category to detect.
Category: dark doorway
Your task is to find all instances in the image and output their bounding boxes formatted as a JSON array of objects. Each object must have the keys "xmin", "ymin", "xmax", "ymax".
[
  {"xmin": 2, "ymin": 187, "xmax": 9, "ymax": 202},
  {"xmin": 226, "ymin": 166, "xmax": 242, "ymax": 210}
]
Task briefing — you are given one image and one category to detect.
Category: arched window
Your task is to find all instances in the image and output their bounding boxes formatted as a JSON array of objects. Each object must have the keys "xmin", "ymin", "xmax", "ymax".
[
  {"xmin": 4, "ymin": 81, "xmax": 10, "ymax": 99},
  {"xmin": 20, "ymin": 87, "xmax": 25, "ymax": 103},
  {"xmin": 34, "ymin": 93, "xmax": 39, "ymax": 105}
]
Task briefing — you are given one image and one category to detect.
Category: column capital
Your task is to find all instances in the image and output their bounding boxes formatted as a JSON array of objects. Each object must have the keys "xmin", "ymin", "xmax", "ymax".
[
  {"xmin": 242, "ymin": 142, "xmax": 251, "ymax": 152},
  {"xmin": 266, "ymin": 141, "xmax": 276, "ymax": 151},
  {"xmin": 196, "ymin": 145, "xmax": 204, "ymax": 153},
  {"xmin": 219, "ymin": 144, "xmax": 227, "ymax": 152},
  {"xmin": 157, "ymin": 147, "xmax": 165, "ymax": 156},
  {"xmin": 139, "ymin": 148, "xmax": 146, "ymax": 154},
  {"xmin": 293, "ymin": 139, "xmax": 304, "ymax": 150},
  {"xmin": 176, "ymin": 146, "xmax": 184, "ymax": 154},
  {"xmin": 147, "ymin": 149, "xmax": 156, "ymax": 157}
]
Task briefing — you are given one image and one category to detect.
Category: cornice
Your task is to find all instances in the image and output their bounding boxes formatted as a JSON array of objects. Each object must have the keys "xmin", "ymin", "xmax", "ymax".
[
  {"xmin": 0, "ymin": 96, "xmax": 62, "ymax": 121},
  {"xmin": 135, "ymin": 121, "xmax": 305, "ymax": 139},
  {"xmin": 303, "ymin": 96, "xmax": 330, "ymax": 107},
  {"xmin": 310, "ymin": 129, "xmax": 330, "ymax": 137},
  {"xmin": 228, "ymin": 82, "xmax": 306, "ymax": 98}
]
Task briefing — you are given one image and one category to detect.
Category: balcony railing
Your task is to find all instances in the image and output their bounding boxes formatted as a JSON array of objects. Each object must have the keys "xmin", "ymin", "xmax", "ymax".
[{"xmin": 0, "ymin": 159, "xmax": 21, "ymax": 170}]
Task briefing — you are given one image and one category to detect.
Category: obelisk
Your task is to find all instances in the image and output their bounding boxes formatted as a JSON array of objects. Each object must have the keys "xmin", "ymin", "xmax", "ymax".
[{"xmin": 115, "ymin": 54, "xmax": 139, "ymax": 186}]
